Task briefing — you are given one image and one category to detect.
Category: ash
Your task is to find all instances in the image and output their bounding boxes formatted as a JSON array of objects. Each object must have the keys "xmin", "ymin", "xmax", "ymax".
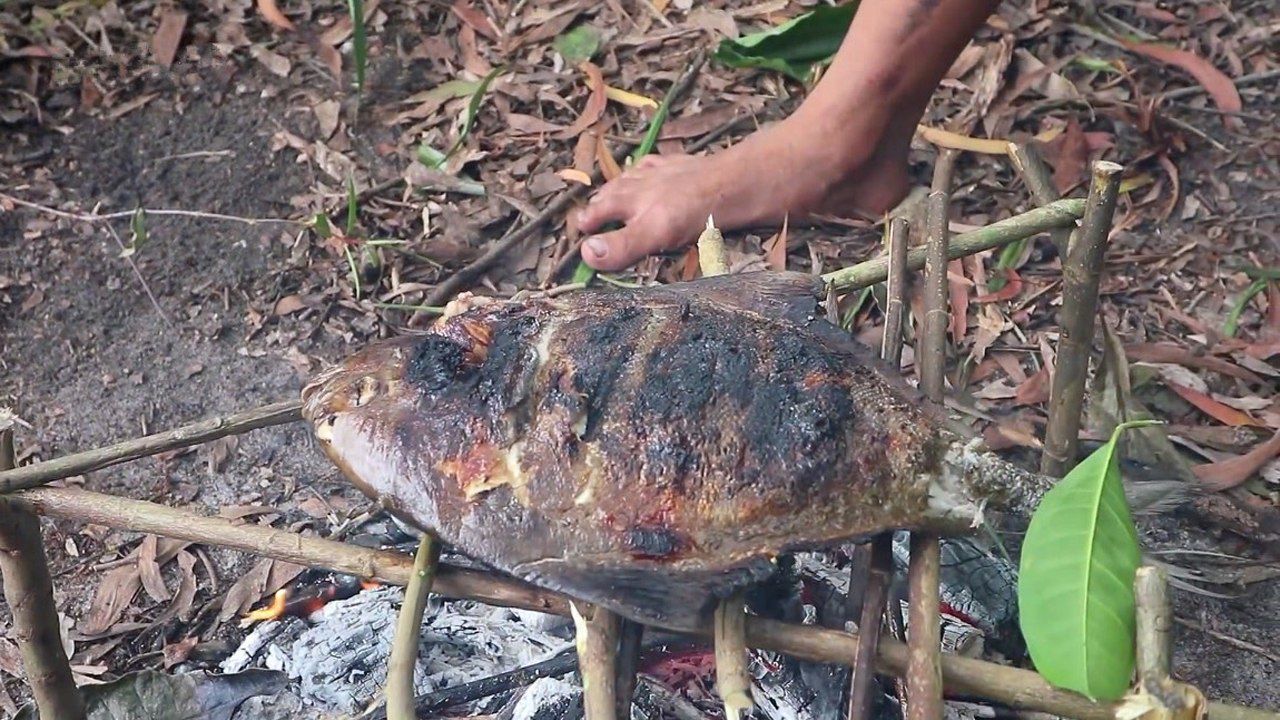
[{"xmin": 223, "ymin": 586, "xmax": 572, "ymax": 716}]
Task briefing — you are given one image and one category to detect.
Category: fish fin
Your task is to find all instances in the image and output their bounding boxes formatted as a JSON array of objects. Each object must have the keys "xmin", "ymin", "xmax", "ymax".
[
  {"xmin": 513, "ymin": 557, "xmax": 778, "ymax": 632},
  {"xmin": 665, "ymin": 271, "xmax": 824, "ymax": 326}
]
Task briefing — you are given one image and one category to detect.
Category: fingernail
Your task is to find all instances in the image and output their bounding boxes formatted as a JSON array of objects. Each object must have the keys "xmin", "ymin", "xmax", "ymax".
[
  {"xmin": 585, "ymin": 236, "xmax": 609, "ymax": 258},
  {"xmin": 587, "ymin": 192, "xmax": 603, "ymax": 204}
]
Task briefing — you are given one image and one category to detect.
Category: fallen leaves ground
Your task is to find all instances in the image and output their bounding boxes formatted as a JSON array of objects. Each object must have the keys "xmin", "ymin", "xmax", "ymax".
[{"xmin": 0, "ymin": 0, "xmax": 1277, "ymax": 714}]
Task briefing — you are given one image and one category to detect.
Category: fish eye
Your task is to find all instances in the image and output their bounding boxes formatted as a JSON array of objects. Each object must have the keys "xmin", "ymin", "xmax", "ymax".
[{"xmin": 354, "ymin": 376, "xmax": 381, "ymax": 407}]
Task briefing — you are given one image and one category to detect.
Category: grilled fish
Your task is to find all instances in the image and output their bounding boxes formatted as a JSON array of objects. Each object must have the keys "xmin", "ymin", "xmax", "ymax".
[{"xmin": 301, "ymin": 271, "xmax": 1045, "ymax": 631}]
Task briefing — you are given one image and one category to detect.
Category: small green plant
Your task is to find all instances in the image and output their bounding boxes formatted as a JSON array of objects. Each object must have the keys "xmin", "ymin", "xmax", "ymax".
[
  {"xmin": 119, "ymin": 208, "xmax": 149, "ymax": 258},
  {"xmin": 1018, "ymin": 420, "xmax": 1160, "ymax": 701},
  {"xmin": 1224, "ymin": 278, "xmax": 1268, "ymax": 337},
  {"xmin": 418, "ymin": 66, "xmax": 504, "ymax": 170},
  {"xmin": 712, "ymin": 2, "xmax": 858, "ymax": 82}
]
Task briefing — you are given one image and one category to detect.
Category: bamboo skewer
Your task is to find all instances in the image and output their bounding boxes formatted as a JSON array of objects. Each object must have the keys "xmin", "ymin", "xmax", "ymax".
[
  {"xmin": 1041, "ymin": 161, "xmax": 1123, "ymax": 477},
  {"xmin": 1007, "ymin": 142, "xmax": 1073, "ymax": 258},
  {"xmin": 573, "ymin": 602, "xmax": 621, "ymax": 720},
  {"xmin": 0, "ymin": 428, "xmax": 86, "ymax": 720},
  {"xmin": 0, "ymin": 399, "xmax": 302, "ymax": 492},
  {"xmin": 714, "ymin": 592, "xmax": 754, "ymax": 720},
  {"xmin": 10, "ymin": 484, "xmax": 1276, "ymax": 720}
]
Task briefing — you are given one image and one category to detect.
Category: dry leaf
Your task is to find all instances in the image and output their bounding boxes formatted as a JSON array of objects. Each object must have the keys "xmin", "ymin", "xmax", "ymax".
[
  {"xmin": 0, "ymin": 638, "xmax": 22, "ymax": 678},
  {"xmin": 313, "ymin": 100, "xmax": 341, "ymax": 139},
  {"xmin": 605, "ymin": 85, "xmax": 659, "ymax": 109},
  {"xmin": 151, "ymin": 9, "xmax": 188, "ymax": 68},
  {"xmin": 558, "ymin": 168, "xmax": 593, "ymax": 186},
  {"xmin": 220, "ymin": 558, "xmax": 273, "ymax": 622},
  {"xmin": 256, "ymin": 0, "xmax": 295, "ymax": 31},
  {"xmin": 555, "ymin": 62, "xmax": 607, "ymax": 140},
  {"xmin": 137, "ymin": 535, "xmax": 171, "ymax": 603},
  {"xmin": 1125, "ymin": 343, "xmax": 1263, "ymax": 385},
  {"xmin": 83, "ymin": 565, "xmax": 142, "ymax": 635},
  {"xmin": 250, "ymin": 45, "xmax": 291, "ymax": 77},
  {"xmin": 1121, "ymin": 40, "xmax": 1243, "ymax": 118},
  {"xmin": 452, "ymin": 0, "xmax": 501, "ymax": 40},
  {"xmin": 917, "ymin": 124, "xmax": 1060, "ymax": 154},
  {"xmin": 595, "ymin": 132, "xmax": 622, "ymax": 181},
  {"xmin": 1047, "ymin": 118, "xmax": 1089, "ymax": 194},
  {"xmin": 1014, "ymin": 366, "xmax": 1051, "ymax": 406},
  {"xmin": 274, "ymin": 294, "xmax": 307, "ymax": 315},
  {"xmin": 1166, "ymin": 382, "xmax": 1263, "ymax": 427},
  {"xmin": 763, "ymin": 215, "xmax": 788, "ymax": 272},
  {"xmin": 162, "ymin": 636, "xmax": 199, "ymax": 669},
  {"xmin": 1194, "ymin": 429, "xmax": 1280, "ymax": 491}
]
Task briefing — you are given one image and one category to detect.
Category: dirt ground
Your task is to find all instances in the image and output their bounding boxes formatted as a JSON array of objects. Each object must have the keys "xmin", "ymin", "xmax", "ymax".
[{"xmin": 1, "ymin": 0, "xmax": 1277, "ymax": 716}]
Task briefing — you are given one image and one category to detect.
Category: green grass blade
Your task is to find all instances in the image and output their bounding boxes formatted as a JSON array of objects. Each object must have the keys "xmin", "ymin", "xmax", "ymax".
[
  {"xmin": 345, "ymin": 177, "xmax": 359, "ymax": 236},
  {"xmin": 347, "ymin": 0, "xmax": 366, "ymax": 94},
  {"xmin": 1018, "ymin": 420, "xmax": 1160, "ymax": 700},
  {"xmin": 1224, "ymin": 278, "xmax": 1268, "ymax": 338}
]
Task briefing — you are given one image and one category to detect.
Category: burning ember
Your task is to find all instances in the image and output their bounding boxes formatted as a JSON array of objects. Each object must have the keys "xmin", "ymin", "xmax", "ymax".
[{"xmin": 240, "ymin": 575, "xmax": 382, "ymax": 627}]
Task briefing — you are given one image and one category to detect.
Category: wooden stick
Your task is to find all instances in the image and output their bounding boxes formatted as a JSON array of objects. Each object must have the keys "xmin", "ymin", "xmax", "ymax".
[
  {"xmin": 822, "ymin": 199, "xmax": 1085, "ymax": 291},
  {"xmin": 573, "ymin": 602, "xmax": 621, "ymax": 720},
  {"xmin": 15, "ymin": 486, "xmax": 570, "ymax": 616},
  {"xmin": 1041, "ymin": 161, "xmax": 1122, "ymax": 477},
  {"xmin": 697, "ymin": 216, "xmax": 728, "ymax": 277},
  {"xmin": 385, "ymin": 534, "xmax": 441, "ymax": 720},
  {"xmin": 0, "ymin": 429, "xmax": 86, "ymax": 720},
  {"xmin": 1134, "ymin": 566, "xmax": 1207, "ymax": 717},
  {"xmin": 846, "ymin": 534, "xmax": 894, "ymax": 720},
  {"xmin": 1006, "ymin": 142, "xmax": 1072, "ymax": 257},
  {"xmin": 714, "ymin": 592, "xmax": 753, "ymax": 720},
  {"xmin": 14, "ymin": 485, "xmax": 1274, "ymax": 720},
  {"xmin": 919, "ymin": 189, "xmax": 951, "ymax": 401},
  {"xmin": 615, "ymin": 620, "xmax": 644, "ymax": 719},
  {"xmin": 881, "ymin": 217, "xmax": 910, "ymax": 369},
  {"xmin": 906, "ymin": 533, "xmax": 943, "ymax": 720},
  {"xmin": 0, "ymin": 400, "xmax": 302, "ymax": 493}
]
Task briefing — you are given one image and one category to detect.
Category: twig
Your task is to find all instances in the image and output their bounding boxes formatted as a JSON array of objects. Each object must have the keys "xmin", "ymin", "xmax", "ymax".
[
  {"xmin": 881, "ymin": 217, "xmax": 910, "ymax": 368},
  {"xmin": 1173, "ymin": 616, "xmax": 1280, "ymax": 664},
  {"xmin": 822, "ymin": 199, "xmax": 1086, "ymax": 291},
  {"xmin": 714, "ymin": 592, "xmax": 753, "ymax": 720},
  {"xmin": 13, "ymin": 485, "xmax": 1272, "ymax": 720},
  {"xmin": 0, "ymin": 191, "xmax": 299, "ymax": 226},
  {"xmin": 1006, "ymin": 142, "xmax": 1072, "ymax": 258},
  {"xmin": 104, "ymin": 222, "xmax": 174, "ymax": 327},
  {"xmin": 0, "ymin": 400, "xmax": 302, "ymax": 492},
  {"xmin": 1041, "ymin": 161, "xmax": 1122, "ymax": 477},
  {"xmin": 573, "ymin": 602, "xmax": 621, "ymax": 720},
  {"xmin": 385, "ymin": 534, "xmax": 441, "ymax": 720},
  {"xmin": 0, "ymin": 429, "xmax": 86, "ymax": 720},
  {"xmin": 1160, "ymin": 69, "xmax": 1280, "ymax": 101},
  {"xmin": 697, "ymin": 216, "xmax": 728, "ymax": 276},
  {"xmin": 846, "ymin": 534, "xmax": 894, "ymax": 720}
]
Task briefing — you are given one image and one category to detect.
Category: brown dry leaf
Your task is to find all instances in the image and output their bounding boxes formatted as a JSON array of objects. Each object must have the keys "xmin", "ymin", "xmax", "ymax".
[
  {"xmin": 107, "ymin": 93, "xmax": 158, "ymax": 120},
  {"xmin": 83, "ymin": 565, "xmax": 142, "ymax": 635},
  {"xmin": 1014, "ymin": 365, "xmax": 1050, "ymax": 406},
  {"xmin": 948, "ymin": 259, "xmax": 968, "ymax": 345},
  {"xmin": 162, "ymin": 551, "xmax": 198, "ymax": 622},
  {"xmin": 763, "ymin": 215, "xmax": 788, "ymax": 271},
  {"xmin": 162, "ymin": 636, "xmax": 199, "ymax": 670},
  {"xmin": 595, "ymin": 132, "xmax": 622, "ymax": 181},
  {"xmin": 558, "ymin": 168, "xmax": 593, "ymax": 186},
  {"xmin": 1125, "ymin": 343, "xmax": 1263, "ymax": 385},
  {"xmin": 605, "ymin": 85, "xmax": 659, "ymax": 110},
  {"xmin": 1121, "ymin": 40, "xmax": 1243, "ymax": 118},
  {"xmin": 572, "ymin": 130, "xmax": 596, "ymax": 175},
  {"xmin": 555, "ymin": 62, "xmax": 607, "ymax": 141},
  {"xmin": 974, "ymin": 269, "xmax": 1023, "ymax": 303},
  {"xmin": 458, "ymin": 24, "xmax": 492, "ymax": 76},
  {"xmin": 1194, "ymin": 429, "xmax": 1280, "ymax": 491},
  {"xmin": 1166, "ymin": 382, "xmax": 1263, "ymax": 427},
  {"xmin": 1048, "ymin": 118, "xmax": 1089, "ymax": 194},
  {"xmin": 314, "ymin": 100, "xmax": 341, "ymax": 140},
  {"xmin": 137, "ymin": 535, "xmax": 171, "ymax": 603},
  {"xmin": 274, "ymin": 294, "xmax": 307, "ymax": 315},
  {"xmin": 204, "ymin": 435, "xmax": 239, "ymax": 473},
  {"xmin": 220, "ymin": 558, "xmax": 274, "ymax": 622},
  {"xmin": 250, "ymin": 45, "xmax": 291, "ymax": 77},
  {"xmin": 256, "ymin": 0, "xmax": 295, "ymax": 31},
  {"xmin": 306, "ymin": 35, "xmax": 343, "ymax": 80},
  {"xmin": 0, "ymin": 638, "xmax": 22, "ymax": 678},
  {"xmin": 916, "ymin": 124, "xmax": 1060, "ymax": 154},
  {"xmin": 452, "ymin": 0, "xmax": 501, "ymax": 40},
  {"xmin": 151, "ymin": 9, "xmax": 188, "ymax": 68}
]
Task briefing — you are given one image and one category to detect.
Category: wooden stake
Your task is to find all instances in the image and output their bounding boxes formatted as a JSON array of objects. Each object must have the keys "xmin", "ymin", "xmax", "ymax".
[
  {"xmin": 615, "ymin": 620, "xmax": 644, "ymax": 719},
  {"xmin": 1006, "ymin": 142, "xmax": 1073, "ymax": 258},
  {"xmin": 1041, "ymin": 161, "xmax": 1123, "ymax": 477},
  {"xmin": 385, "ymin": 533, "xmax": 441, "ymax": 720},
  {"xmin": 0, "ymin": 428, "xmax": 86, "ymax": 720},
  {"xmin": 13, "ymin": 485, "xmax": 1272, "ymax": 720},
  {"xmin": 846, "ymin": 535, "xmax": 894, "ymax": 720},
  {"xmin": 1132, "ymin": 566, "xmax": 1206, "ymax": 720},
  {"xmin": 919, "ymin": 189, "xmax": 951, "ymax": 401},
  {"xmin": 714, "ymin": 592, "xmax": 754, "ymax": 720},
  {"xmin": 0, "ymin": 400, "xmax": 302, "ymax": 492},
  {"xmin": 573, "ymin": 602, "xmax": 621, "ymax": 720},
  {"xmin": 882, "ymin": 217, "xmax": 910, "ymax": 369}
]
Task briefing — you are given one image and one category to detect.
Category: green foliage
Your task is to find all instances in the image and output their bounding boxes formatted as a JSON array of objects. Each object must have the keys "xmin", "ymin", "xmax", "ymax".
[
  {"xmin": 347, "ymin": 0, "xmax": 367, "ymax": 94},
  {"xmin": 419, "ymin": 66, "xmax": 504, "ymax": 169},
  {"xmin": 712, "ymin": 3, "xmax": 858, "ymax": 82},
  {"xmin": 119, "ymin": 208, "xmax": 149, "ymax": 258},
  {"xmin": 554, "ymin": 25, "xmax": 601, "ymax": 64},
  {"xmin": 1224, "ymin": 278, "xmax": 1267, "ymax": 337},
  {"xmin": 1018, "ymin": 420, "xmax": 1158, "ymax": 700}
]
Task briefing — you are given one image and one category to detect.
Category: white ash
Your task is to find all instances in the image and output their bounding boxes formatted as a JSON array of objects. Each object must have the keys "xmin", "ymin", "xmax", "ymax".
[
  {"xmin": 223, "ymin": 586, "xmax": 572, "ymax": 716},
  {"xmin": 497, "ymin": 677, "xmax": 582, "ymax": 720}
]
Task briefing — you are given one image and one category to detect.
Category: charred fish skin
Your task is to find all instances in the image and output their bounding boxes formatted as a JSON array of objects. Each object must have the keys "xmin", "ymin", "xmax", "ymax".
[{"xmin": 302, "ymin": 272, "xmax": 971, "ymax": 631}]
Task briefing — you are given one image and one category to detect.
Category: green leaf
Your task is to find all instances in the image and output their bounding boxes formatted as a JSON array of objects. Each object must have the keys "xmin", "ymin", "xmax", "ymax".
[
  {"xmin": 571, "ymin": 262, "xmax": 597, "ymax": 285},
  {"xmin": 432, "ymin": 66, "xmax": 505, "ymax": 169},
  {"xmin": 712, "ymin": 2, "xmax": 858, "ymax": 81},
  {"xmin": 347, "ymin": 0, "xmax": 367, "ymax": 93},
  {"xmin": 416, "ymin": 144, "xmax": 448, "ymax": 168},
  {"xmin": 554, "ymin": 25, "xmax": 601, "ymax": 64},
  {"xmin": 345, "ymin": 177, "xmax": 359, "ymax": 236},
  {"xmin": 310, "ymin": 213, "xmax": 333, "ymax": 239},
  {"xmin": 1017, "ymin": 420, "xmax": 1159, "ymax": 700},
  {"xmin": 120, "ymin": 208, "xmax": 148, "ymax": 258},
  {"xmin": 1224, "ymin": 278, "xmax": 1267, "ymax": 338}
]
